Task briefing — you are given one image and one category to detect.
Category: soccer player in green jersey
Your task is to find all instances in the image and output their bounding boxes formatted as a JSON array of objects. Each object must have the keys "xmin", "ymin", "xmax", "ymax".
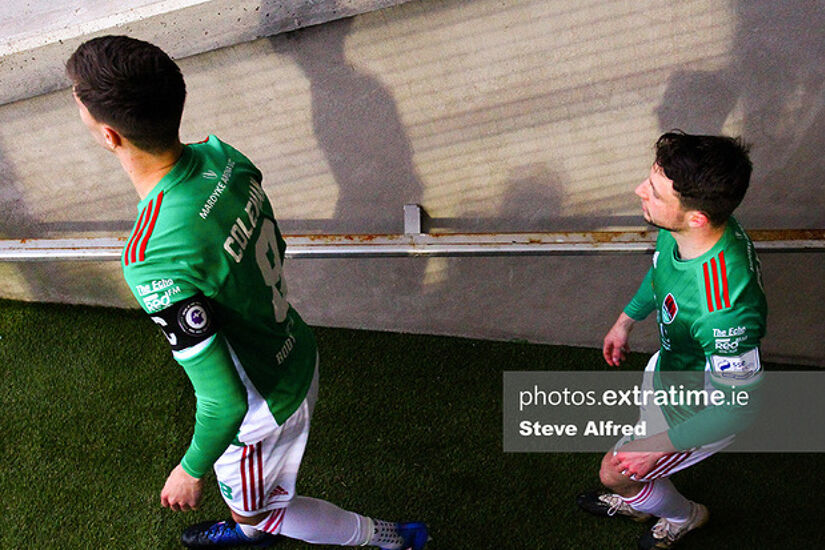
[
  {"xmin": 576, "ymin": 132, "xmax": 766, "ymax": 549},
  {"xmin": 67, "ymin": 35, "xmax": 427, "ymax": 550}
]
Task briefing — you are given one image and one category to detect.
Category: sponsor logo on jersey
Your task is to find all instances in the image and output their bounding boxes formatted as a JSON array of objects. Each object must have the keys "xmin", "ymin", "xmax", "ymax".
[
  {"xmin": 178, "ymin": 301, "xmax": 211, "ymax": 336},
  {"xmin": 661, "ymin": 293, "xmax": 678, "ymax": 324},
  {"xmin": 136, "ymin": 278, "xmax": 176, "ymax": 297},
  {"xmin": 143, "ymin": 285, "xmax": 182, "ymax": 312},
  {"xmin": 710, "ymin": 347, "xmax": 761, "ymax": 380},
  {"xmin": 714, "ymin": 336, "xmax": 747, "ymax": 352},
  {"xmin": 702, "ymin": 250, "xmax": 731, "ymax": 313},
  {"xmin": 199, "ymin": 159, "xmax": 235, "ymax": 220},
  {"xmin": 713, "ymin": 326, "xmax": 747, "ymax": 338},
  {"xmin": 202, "ymin": 170, "xmax": 218, "ymax": 180}
]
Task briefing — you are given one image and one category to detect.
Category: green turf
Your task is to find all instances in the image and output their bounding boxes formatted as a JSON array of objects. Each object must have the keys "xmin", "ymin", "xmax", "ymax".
[{"xmin": 0, "ymin": 298, "xmax": 821, "ymax": 549}]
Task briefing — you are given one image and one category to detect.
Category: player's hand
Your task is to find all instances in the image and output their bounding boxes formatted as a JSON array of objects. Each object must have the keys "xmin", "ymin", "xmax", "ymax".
[
  {"xmin": 612, "ymin": 450, "xmax": 667, "ymax": 480},
  {"xmin": 611, "ymin": 431, "xmax": 676, "ymax": 479},
  {"xmin": 161, "ymin": 464, "xmax": 203, "ymax": 512},
  {"xmin": 603, "ymin": 312, "xmax": 635, "ymax": 366}
]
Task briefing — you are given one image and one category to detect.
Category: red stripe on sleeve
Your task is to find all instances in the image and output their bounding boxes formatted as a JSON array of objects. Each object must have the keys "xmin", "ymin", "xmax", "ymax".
[
  {"xmin": 124, "ymin": 206, "xmax": 149, "ymax": 266},
  {"xmin": 240, "ymin": 446, "xmax": 249, "ymax": 512},
  {"xmin": 256, "ymin": 441, "xmax": 265, "ymax": 510},
  {"xmin": 702, "ymin": 262, "xmax": 715, "ymax": 312},
  {"xmin": 710, "ymin": 258, "xmax": 723, "ymax": 311},
  {"xmin": 137, "ymin": 191, "xmax": 163, "ymax": 263},
  {"xmin": 719, "ymin": 251, "xmax": 730, "ymax": 308}
]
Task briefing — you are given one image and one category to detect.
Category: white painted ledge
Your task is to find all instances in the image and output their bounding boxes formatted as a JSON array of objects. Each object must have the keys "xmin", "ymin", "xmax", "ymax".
[{"xmin": 0, "ymin": 0, "xmax": 414, "ymax": 106}]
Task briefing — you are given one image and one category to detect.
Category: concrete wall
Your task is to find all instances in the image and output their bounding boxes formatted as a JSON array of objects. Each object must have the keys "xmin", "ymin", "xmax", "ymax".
[{"xmin": 1, "ymin": 0, "xmax": 823, "ymax": 364}]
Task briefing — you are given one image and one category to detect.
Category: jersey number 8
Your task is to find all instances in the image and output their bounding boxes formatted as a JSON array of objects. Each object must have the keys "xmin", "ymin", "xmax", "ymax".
[{"xmin": 255, "ymin": 218, "xmax": 289, "ymax": 323}]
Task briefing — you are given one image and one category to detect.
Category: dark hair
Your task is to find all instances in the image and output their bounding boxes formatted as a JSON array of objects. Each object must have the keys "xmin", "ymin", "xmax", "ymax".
[
  {"xmin": 67, "ymin": 35, "xmax": 186, "ymax": 153},
  {"xmin": 654, "ymin": 130, "xmax": 752, "ymax": 226}
]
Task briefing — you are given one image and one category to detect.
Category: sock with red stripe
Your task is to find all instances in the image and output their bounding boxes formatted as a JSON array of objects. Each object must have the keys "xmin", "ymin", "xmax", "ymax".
[
  {"xmin": 253, "ymin": 496, "xmax": 374, "ymax": 545},
  {"xmin": 621, "ymin": 478, "xmax": 691, "ymax": 522}
]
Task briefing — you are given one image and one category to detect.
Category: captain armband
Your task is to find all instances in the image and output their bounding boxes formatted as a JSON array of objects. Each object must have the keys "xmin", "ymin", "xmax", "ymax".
[{"xmin": 149, "ymin": 293, "xmax": 219, "ymax": 352}]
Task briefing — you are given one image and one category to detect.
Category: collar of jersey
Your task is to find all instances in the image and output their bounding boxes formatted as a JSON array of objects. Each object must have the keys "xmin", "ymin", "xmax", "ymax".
[
  {"xmin": 136, "ymin": 145, "xmax": 197, "ymax": 211},
  {"xmin": 668, "ymin": 220, "xmax": 735, "ymax": 268}
]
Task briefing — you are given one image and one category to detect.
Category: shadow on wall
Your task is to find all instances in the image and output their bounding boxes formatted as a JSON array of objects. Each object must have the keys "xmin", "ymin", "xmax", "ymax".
[
  {"xmin": 268, "ymin": 18, "xmax": 424, "ymax": 235},
  {"xmin": 656, "ymin": 0, "xmax": 825, "ymax": 228},
  {"xmin": 266, "ymin": 17, "xmax": 428, "ymax": 304}
]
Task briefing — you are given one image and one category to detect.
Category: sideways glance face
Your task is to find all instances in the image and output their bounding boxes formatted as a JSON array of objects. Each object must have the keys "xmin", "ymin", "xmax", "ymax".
[{"xmin": 634, "ymin": 163, "xmax": 688, "ymax": 232}]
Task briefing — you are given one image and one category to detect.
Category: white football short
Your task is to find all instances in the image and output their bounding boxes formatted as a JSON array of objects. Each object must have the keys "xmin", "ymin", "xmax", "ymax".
[
  {"xmin": 613, "ymin": 352, "xmax": 734, "ymax": 482},
  {"xmin": 213, "ymin": 359, "xmax": 319, "ymax": 517}
]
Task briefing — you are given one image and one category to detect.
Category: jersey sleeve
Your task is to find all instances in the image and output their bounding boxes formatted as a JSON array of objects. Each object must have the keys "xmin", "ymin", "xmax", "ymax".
[
  {"xmin": 125, "ymin": 267, "xmax": 248, "ymax": 478},
  {"xmin": 667, "ymin": 305, "xmax": 765, "ymax": 450},
  {"xmin": 624, "ymin": 267, "xmax": 655, "ymax": 321},
  {"xmin": 174, "ymin": 330, "xmax": 248, "ymax": 478}
]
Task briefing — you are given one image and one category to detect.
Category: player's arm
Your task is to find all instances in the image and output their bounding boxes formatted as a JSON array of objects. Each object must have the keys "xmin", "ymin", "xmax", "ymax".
[
  {"xmin": 603, "ymin": 267, "xmax": 655, "ymax": 366},
  {"xmin": 666, "ymin": 308, "xmax": 765, "ymax": 451},
  {"xmin": 149, "ymin": 293, "xmax": 248, "ymax": 479}
]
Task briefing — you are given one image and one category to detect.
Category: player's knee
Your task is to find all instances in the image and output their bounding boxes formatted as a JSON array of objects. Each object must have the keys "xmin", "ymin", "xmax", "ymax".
[{"xmin": 599, "ymin": 452, "xmax": 623, "ymax": 489}]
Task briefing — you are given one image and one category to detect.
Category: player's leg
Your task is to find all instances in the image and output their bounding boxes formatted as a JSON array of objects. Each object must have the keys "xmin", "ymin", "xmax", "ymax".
[
  {"xmin": 245, "ymin": 495, "xmax": 427, "ymax": 549},
  {"xmin": 182, "ymin": 363, "xmax": 428, "ymax": 549},
  {"xmin": 579, "ymin": 445, "xmax": 713, "ymax": 549},
  {"xmin": 576, "ymin": 450, "xmax": 653, "ymax": 522}
]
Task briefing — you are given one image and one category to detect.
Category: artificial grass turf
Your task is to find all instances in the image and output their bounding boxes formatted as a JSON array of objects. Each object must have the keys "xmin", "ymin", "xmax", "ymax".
[{"xmin": 0, "ymin": 298, "xmax": 822, "ymax": 549}]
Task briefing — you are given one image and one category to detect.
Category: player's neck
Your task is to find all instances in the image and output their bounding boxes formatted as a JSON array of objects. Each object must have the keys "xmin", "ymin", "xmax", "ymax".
[
  {"xmin": 117, "ymin": 142, "xmax": 184, "ymax": 200},
  {"xmin": 672, "ymin": 222, "xmax": 726, "ymax": 260}
]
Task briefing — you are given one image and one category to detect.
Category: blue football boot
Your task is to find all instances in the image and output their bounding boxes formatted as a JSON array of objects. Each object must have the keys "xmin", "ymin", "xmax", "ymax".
[{"xmin": 181, "ymin": 520, "xmax": 278, "ymax": 548}]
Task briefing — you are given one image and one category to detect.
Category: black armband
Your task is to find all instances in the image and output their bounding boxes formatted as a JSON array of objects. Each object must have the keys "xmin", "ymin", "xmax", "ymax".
[{"xmin": 149, "ymin": 293, "xmax": 219, "ymax": 352}]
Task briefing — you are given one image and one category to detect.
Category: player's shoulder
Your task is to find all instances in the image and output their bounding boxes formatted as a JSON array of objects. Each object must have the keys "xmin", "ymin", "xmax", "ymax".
[
  {"xmin": 687, "ymin": 220, "xmax": 763, "ymax": 319},
  {"xmin": 158, "ymin": 136, "xmax": 259, "ymax": 219},
  {"xmin": 718, "ymin": 217, "xmax": 758, "ymax": 265},
  {"xmin": 188, "ymin": 135, "xmax": 259, "ymax": 174}
]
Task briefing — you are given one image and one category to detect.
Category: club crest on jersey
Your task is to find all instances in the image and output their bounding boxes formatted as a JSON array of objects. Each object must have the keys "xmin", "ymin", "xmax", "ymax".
[
  {"xmin": 661, "ymin": 293, "xmax": 678, "ymax": 324},
  {"xmin": 178, "ymin": 301, "xmax": 211, "ymax": 336}
]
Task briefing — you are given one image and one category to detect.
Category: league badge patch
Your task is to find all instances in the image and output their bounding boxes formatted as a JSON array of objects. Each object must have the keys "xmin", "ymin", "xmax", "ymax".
[
  {"xmin": 178, "ymin": 301, "xmax": 211, "ymax": 336},
  {"xmin": 662, "ymin": 293, "xmax": 678, "ymax": 324}
]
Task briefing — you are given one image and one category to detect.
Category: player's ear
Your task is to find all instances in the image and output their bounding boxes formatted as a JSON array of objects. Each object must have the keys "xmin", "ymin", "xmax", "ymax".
[
  {"xmin": 686, "ymin": 210, "xmax": 710, "ymax": 229},
  {"xmin": 101, "ymin": 125, "xmax": 123, "ymax": 151}
]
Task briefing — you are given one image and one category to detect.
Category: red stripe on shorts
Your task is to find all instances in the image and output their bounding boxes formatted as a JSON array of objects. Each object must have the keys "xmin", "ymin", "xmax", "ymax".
[
  {"xmin": 240, "ymin": 445, "xmax": 250, "ymax": 512},
  {"xmin": 646, "ymin": 452, "xmax": 690, "ymax": 480},
  {"xmin": 256, "ymin": 441, "xmax": 265, "ymax": 510},
  {"xmin": 247, "ymin": 444, "xmax": 257, "ymax": 512}
]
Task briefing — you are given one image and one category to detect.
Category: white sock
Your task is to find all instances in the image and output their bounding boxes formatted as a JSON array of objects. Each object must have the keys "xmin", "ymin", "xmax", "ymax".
[
  {"xmin": 367, "ymin": 519, "xmax": 405, "ymax": 549},
  {"xmin": 254, "ymin": 496, "xmax": 373, "ymax": 545},
  {"xmin": 622, "ymin": 479, "xmax": 691, "ymax": 522},
  {"xmin": 236, "ymin": 522, "xmax": 263, "ymax": 540}
]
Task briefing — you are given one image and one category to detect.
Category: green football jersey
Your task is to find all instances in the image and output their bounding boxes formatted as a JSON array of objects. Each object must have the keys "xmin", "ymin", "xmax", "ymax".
[
  {"xmin": 624, "ymin": 218, "xmax": 767, "ymax": 450},
  {"xmin": 122, "ymin": 136, "xmax": 316, "ymax": 478}
]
